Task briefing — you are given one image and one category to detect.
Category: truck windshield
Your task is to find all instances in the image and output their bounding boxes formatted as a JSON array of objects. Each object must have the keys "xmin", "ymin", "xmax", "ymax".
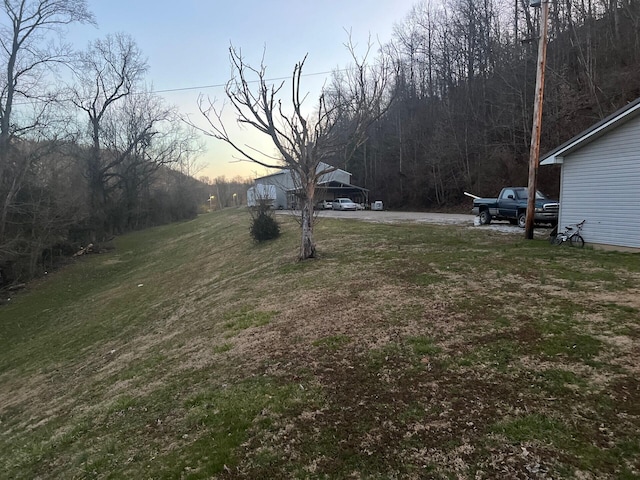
[{"xmin": 518, "ymin": 190, "xmax": 549, "ymax": 200}]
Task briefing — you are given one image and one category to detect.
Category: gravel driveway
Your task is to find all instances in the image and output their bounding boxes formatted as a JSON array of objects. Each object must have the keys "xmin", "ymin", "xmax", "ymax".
[
  {"xmin": 313, "ymin": 210, "xmax": 474, "ymax": 224},
  {"xmin": 276, "ymin": 209, "xmax": 554, "ymax": 236}
]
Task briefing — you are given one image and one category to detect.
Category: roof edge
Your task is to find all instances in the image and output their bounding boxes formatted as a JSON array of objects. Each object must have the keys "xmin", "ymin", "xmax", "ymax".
[{"xmin": 540, "ymin": 97, "xmax": 640, "ymax": 165}]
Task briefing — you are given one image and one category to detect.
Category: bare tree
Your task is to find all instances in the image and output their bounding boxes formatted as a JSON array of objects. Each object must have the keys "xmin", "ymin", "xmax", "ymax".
[
  {"xmin": 0, "ymin": 0, "xmax": 94, "ymax": 247},
  {"xmin": 105, "ymin": 92, "xmax": 202, "ymax": 230},
  {"xmin": 192, "ymin": 42, "xmax": 393, "ymax": 260},
  {"xmin": 69, "ymin": 33, "xmax": 147, "ymax": 239}
]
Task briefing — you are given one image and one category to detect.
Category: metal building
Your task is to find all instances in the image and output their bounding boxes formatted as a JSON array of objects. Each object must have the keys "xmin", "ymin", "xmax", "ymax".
[{"xmin": 250, "ymin": 162, "xmax": 368, "ymax": 210}]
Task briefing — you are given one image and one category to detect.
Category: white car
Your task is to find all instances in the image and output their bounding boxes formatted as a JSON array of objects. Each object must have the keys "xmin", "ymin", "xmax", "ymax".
[
  {"xmin": 316, "ymin": 200, "xmax": 333, "ymax": 210},
  {"xmin": 332, "ymin": 198, "xmax": 359, "ymax": 211}
]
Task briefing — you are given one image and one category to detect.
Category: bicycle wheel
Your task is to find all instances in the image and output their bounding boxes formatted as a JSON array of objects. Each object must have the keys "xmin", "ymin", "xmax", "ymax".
[
  {"xmin": 549, "ymin": 235, "xmax": 562, "ymax": 246},
  {"xmin": 570, "ymin": 234, "xmax": 584, "ymax": 248}
]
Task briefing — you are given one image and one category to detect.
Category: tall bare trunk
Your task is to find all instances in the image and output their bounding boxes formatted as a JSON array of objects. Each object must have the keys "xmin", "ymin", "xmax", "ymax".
[
  {"xmin": 298, "ymin": 177, "xmax": 316, "ymax": 260},
  {"xmin": 300, "ymin": 201, "xmax": 315, "ymax": 260}
]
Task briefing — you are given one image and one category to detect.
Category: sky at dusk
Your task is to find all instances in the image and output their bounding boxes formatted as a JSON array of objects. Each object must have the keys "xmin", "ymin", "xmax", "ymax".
[{"xmin": 66, "ymin": 1, "xmax": 418, "ymax": 180}]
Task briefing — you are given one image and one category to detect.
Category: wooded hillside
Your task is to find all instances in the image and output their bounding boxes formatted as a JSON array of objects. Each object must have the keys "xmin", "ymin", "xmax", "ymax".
[
  {"xmin": 331, "ymin": 0, "xmax": 640, "ymax": 207},
  {"xmin": 0, "ymin": 2, "xmax": 207, "ymax": 284}
]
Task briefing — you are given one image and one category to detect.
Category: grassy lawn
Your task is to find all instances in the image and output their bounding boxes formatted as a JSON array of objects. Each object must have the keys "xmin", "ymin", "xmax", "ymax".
[{"xmin": 1, "ymin": 208, "xmax": 639, "ymax": 479}]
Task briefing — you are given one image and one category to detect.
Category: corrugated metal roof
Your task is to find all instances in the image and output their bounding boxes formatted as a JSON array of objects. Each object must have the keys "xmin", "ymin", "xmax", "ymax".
[{"xmin": 254, "ymin": 161, "xmax": 350, "ymax": 181}]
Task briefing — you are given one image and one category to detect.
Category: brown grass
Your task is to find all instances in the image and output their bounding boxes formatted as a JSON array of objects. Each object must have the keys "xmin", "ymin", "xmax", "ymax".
[{"xmin": 1, "ymin": 210, "xmax": 639, "ymax": 479}]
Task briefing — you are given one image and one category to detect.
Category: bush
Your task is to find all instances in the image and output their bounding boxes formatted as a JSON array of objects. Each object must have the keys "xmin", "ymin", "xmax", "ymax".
[{"xmin": 250, "ymin": 212, "xmax": 280, "ymax": 242}]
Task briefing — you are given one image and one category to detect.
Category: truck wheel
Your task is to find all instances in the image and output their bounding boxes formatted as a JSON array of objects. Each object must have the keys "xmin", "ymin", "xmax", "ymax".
[
  {"xmin": 479, "ymin": 210, "xmax": 491, "ymax": 225},
  {"xmin": 517, "ymin": 212, "xmax": 526, "ymax": 228}
]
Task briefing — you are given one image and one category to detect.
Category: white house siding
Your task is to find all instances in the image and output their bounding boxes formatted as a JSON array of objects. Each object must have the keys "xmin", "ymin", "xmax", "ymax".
[{"xmin": 558, "ymin": 114, "xmax": 640, "ymax": 249}]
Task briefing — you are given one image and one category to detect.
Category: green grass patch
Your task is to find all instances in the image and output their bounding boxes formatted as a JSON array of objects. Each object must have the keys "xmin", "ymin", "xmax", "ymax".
[
  {"xmin": 598, "ymin": 302, "xmax": 640, "ymax": 328},
  {"xmin": 493, "ymin": 411, "xmax": 640, "ymax": 474},
  {"xmin": 313, "ymin": 334, "xmax": 351, "ymax": 350},
  {"xmin": 366, "ymin": 343, "xmax": 405, "ymax": 371},
  {"xmin": 213, "ymin": 342, "xmax": 234, "ymax": 354},
  {"xmin": 406, "ymin": 335, "xmax": 442, "ymax": 357},
  {"xmin": 493, "ymin": 413, "xmax": 572, "ymax": 445},
  {"xmin": 223, "ymin": 307, "xmax": 277, "ymax": 334},
  {"xmin": 533, "ymin": 368, "xmax": 587, "ymax": 395},
  {"xmin": 167, "ymin": 378, "xmax": 314, "ymax": 478},
  {"xmin": 459, "ymin": 338, "xmax": 522, "ymax": 371},
  {"xmin": 538, "ymin": 332, "xmax": 603, "ymax": 361}
]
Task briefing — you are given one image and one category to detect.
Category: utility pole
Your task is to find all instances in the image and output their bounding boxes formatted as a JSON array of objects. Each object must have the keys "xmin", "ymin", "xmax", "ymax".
[{"xmin": 525, "ymin": 0, "xmax": 550, "ymax": 239}]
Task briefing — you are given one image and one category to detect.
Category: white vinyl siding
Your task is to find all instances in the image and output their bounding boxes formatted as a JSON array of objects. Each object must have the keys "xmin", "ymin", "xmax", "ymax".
[{"xmin": 558, "ymin": 114, "xmax": 640, "ymax": 248}]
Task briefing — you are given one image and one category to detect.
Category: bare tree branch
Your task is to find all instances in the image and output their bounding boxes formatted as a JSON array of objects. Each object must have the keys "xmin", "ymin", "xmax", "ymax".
[{"xmin": 193, "ymin": 42, "xmax": 394, "ymax": 259}]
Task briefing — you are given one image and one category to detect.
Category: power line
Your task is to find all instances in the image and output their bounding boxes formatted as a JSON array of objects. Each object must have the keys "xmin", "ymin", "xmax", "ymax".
[
  {"xmin": 8, "ymin": 67, "xmax": 348, "ymax": 106},
  {"xmin": 152, "ymin": 68, "xmax": 345, "ymax": 95}
]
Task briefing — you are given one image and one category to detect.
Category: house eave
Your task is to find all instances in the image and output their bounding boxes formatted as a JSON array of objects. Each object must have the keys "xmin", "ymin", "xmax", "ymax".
[
  {"xmin": 540, "ymin": 97, "xmax": 640, "ymax": 165},
  {"xmin": 540, "ymin": 155, "xmax": 564, "ymax": 166}
]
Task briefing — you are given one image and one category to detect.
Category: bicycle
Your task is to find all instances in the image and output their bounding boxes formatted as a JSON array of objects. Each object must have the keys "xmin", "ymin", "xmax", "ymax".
[{"xmin": 549, "ymin": 220, "xmax": 585, "ymax": 247}]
